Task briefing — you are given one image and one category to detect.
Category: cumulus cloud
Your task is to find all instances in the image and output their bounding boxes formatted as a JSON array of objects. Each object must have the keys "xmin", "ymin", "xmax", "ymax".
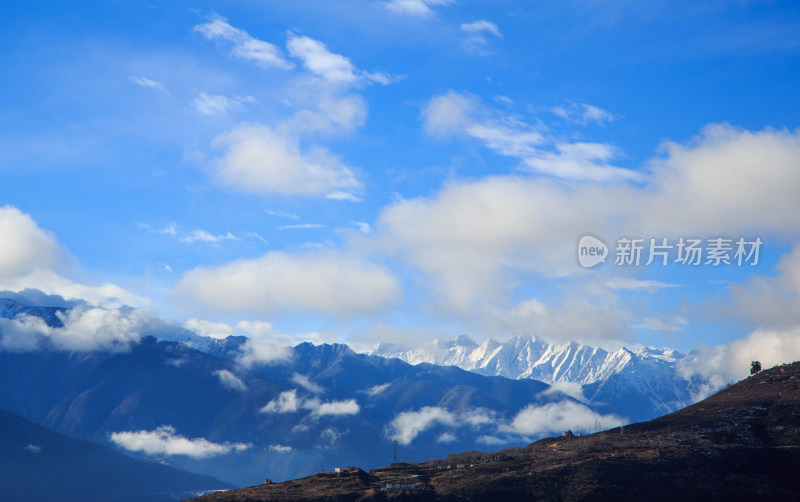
[
  {"xmin": 386, "ymin": 406, "xmax": 457, "ymax": 445},
  {"xmin": 214, "ymin": 369, "xmax": 248, "ymax": 392},
  {"xmin": 236, "ymin": 338, "xmax": 291, "ymax": 367},
  {"xmin": 184, "ymin": 318, "xmax": 235, "ymax": 339},
  {"xmin": 503, "ymin": 401, "xmax": 624, "ymax": 437},
  {"xmin": 260, "ymin": 389, "xmax": 360, "ymax": 416},
  {"xmin": 377, "ymin": 124, "xmax": 800, "ymax": 338},
  {"xmin": 171, "ymin": 250, "xmax": 400, "ymax": 317},
  {"xmin": 236, "ymin": 320, "xmax": 278, "ymax": 338},
  {"xmin": 110, "ymin": 425, "xmax": 250, "ymax": 458},
  {"xmin": 269, "ymin": 444, "xmax": 293, "ymax": 453},
  {"xmin": 193, "ymin": 15, "xmax": 293, "ymax": 70},
  {"xmin": 678, "ymin": 326, "xmax": 800, "ymax": 400},
  {"xmin": 0, "ymin": 305, "xmax": 159, "ymax": 352},
  {"xmin": 209, "ymin": 125, "xmax": 363, "ymax": 199},
  {"xmin": 0, "ymin": 206, "xmax": 61, "ymax": 281},
  {"xmin": 0, "ymin": 206, "xmax": 147, "ymax": 308},
  {"xmin": 383, "ymin": 0, "xmax": 454, "ymax": 17}
]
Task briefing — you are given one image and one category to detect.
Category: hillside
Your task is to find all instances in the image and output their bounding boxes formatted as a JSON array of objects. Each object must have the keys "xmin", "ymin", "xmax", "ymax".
[
  {"xmin": 0, "ymin": 409, "xmax": 230, "ymax": 502},
  {"xmin": 186, "ymin": 361, "xmax": 800, "ymax": 502}
]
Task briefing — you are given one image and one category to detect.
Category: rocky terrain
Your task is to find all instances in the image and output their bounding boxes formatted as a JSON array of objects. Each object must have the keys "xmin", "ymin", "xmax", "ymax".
[{"xmin": 186, "ymin": 361, "xmax": 800, "ymax": 501}]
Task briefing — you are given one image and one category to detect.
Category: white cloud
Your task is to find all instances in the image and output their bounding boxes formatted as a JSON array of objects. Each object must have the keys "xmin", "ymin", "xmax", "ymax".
[
  {"xmin": 551, "ymin": 103, "xmax": 615, "ymax": 126},
  {"xmin": 476, "ymin": 435, "xmax": 508, "ymax": 445},
  {"xmin": 0, "ymin": 206, "xmax": 61, "ymax": 281},
  {"xmin": 287, "ymin": 35, "xmax": 359, "ymax": 86},
  {"xmin": 269, "ymin": 444, "xmax": 293, "ymax": 453},
  {"xmin": 437, "ymin": 432, "xmax": 457, "ymax": 443},
  {"xmin": 209, "ymin": 125, "xmax": 363, "ymax": 200},
  {"xmin": 460, "ymin": 20, "xmax": 502, "ymax": 55},
  {"xmin": 260, "ymin": 389, "xmax": 360, "ymax": 416},
  {"xmin": 184, "ymin": 318, "xmax": 235, "ymax": 339},
  {"xmin": 261, "ymin": 389, "xmax": 301, "ymax": 413},
  {"xmin": 421, "ymin": 91, "xmax": 481, "ymax": 138},
  {"xmin": 214, "ymin": 369, "xmax": 248, "ymax": 392},
  {"xmin": 386, "ymin": 406, "xmax": 457, "ymax": 445},
  {"xmin": 23, "ymin": 444, "xmax": 42, "ymax": 453},
  {"xmin": 0, "ymin": 305, "xmax": 158, "ymax": 352},
  {"xmin": 236, "ymin": 320, "xmax": 277, "ymax": 338},
  {"xmin": 310, "ymin": 398, "xmax": 360, "ymax": 416},
  {"xmin": 678, "ymin": 326, "xmax": 800, "ymax": 400},
  {"xmin": 291, "ymin": 373, "xmax": 324, "ymax": 394},
  {"xmin": 130, "ymin": 76, "xmax": 169, "ymax": 95},
  {"xmin": 0, "ymin": 206, "xmax": 146, "ymax": 308},
  {"xmin": 383, "ymin": 0, "xmax": 454, "ymax": 18},
  {"xmin": 539, "ymin": 381, "xmax": 587, "ymax": 403},
  {"xmin": 377, "ymin": 124, "xmax": 800, "ymax": 337},
  {"xmin": 236, "ymin": 338, "xmax": 291, "ymax": 367},
  {"xmin": 180, "ymin": 229, "xmax": 239, "ymax": 244},
  {"xmin": 351, "ymin": 221, "xmax": 371, "ymax": 234},
  {"xmin": 460, "ymin": 21, "xmax": 502, "ymax": 38},
  {"xmin": 171, "ymin": 250, "xmax": 400, "ymax": 317},
  {"xmin": 110, "ymin": 425, "xmax": 250, "ymax": 459},
  {"xmin": 193, "ymin": 15, "xmax": 293, "ymax": 70},
  {"xmin": 193, "ymin": 92, "xmax": 254, "ymax": 116},
  {"xmin": 1, "ymin": 269, "xmax": 149, "ymax": 309},
  {"xmin": 363, "ymin": 382, "xmax": 391, "ymax": 396},
  {"xmin": 503, "ymin": 401, "xmax": 624, "ymax": 437},
  {"xmin": 421, "ymin": 91, "xmax": 638, "ymax": 181}
]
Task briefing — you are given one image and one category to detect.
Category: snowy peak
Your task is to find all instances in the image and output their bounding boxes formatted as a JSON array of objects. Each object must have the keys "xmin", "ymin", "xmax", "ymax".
[{"xmin": 369, "ymin": 334, "xmax": 685, "ymax": 387}]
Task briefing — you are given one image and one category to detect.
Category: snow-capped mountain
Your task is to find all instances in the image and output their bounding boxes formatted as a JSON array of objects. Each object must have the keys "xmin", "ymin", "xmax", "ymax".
[
  {"xmin": 369, "ymin": 334, "xmax": 695, "ymax": 417},
  {"xmin": 370, "ymin": 334, "xmax": 683, "ymax": 385}
]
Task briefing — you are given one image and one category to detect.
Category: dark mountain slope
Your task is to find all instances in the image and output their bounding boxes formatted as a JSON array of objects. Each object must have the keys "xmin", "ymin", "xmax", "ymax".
[{"xmin": 0, "ymin": 409, "xmax": 230, "ymax": 502}]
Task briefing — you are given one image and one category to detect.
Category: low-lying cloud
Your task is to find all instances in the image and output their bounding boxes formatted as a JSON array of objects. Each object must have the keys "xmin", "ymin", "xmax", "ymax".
[
  {"xmin": 503, "ymin": 401, "xmax": 625, "ymax": 437},
  {"xmin": 110, "ymin": 425, "xmax": 251, "ymax": 458},
  {"xmin": 0, "ymin": 305, "xmax": 157, "ymax": 352},
  {"xmin": 214, "ymin": 369, "xmax": 248, "ymax": 392},
  {"xmin": 260, "ymin": 389, "xmax": 360, "ymax": 416}
]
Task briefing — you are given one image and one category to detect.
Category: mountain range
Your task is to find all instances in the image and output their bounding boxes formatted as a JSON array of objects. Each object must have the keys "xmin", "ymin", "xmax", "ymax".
[
  {"xmin": 0, "ymin": 297, "xmax": 708, "ymax": 492},
  {"xmin": 370, "ymin": 334, "xmax": 696, "ymax": 419},
  {"xmin": 186, "ymin": 360, "xmax": 800, "ymax": 502}
]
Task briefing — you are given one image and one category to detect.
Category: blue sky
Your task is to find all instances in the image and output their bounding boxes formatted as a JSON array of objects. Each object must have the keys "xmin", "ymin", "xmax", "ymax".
[{"xmin": 2, "ymin": 0, "xmax": 800, "ymax": 355}]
